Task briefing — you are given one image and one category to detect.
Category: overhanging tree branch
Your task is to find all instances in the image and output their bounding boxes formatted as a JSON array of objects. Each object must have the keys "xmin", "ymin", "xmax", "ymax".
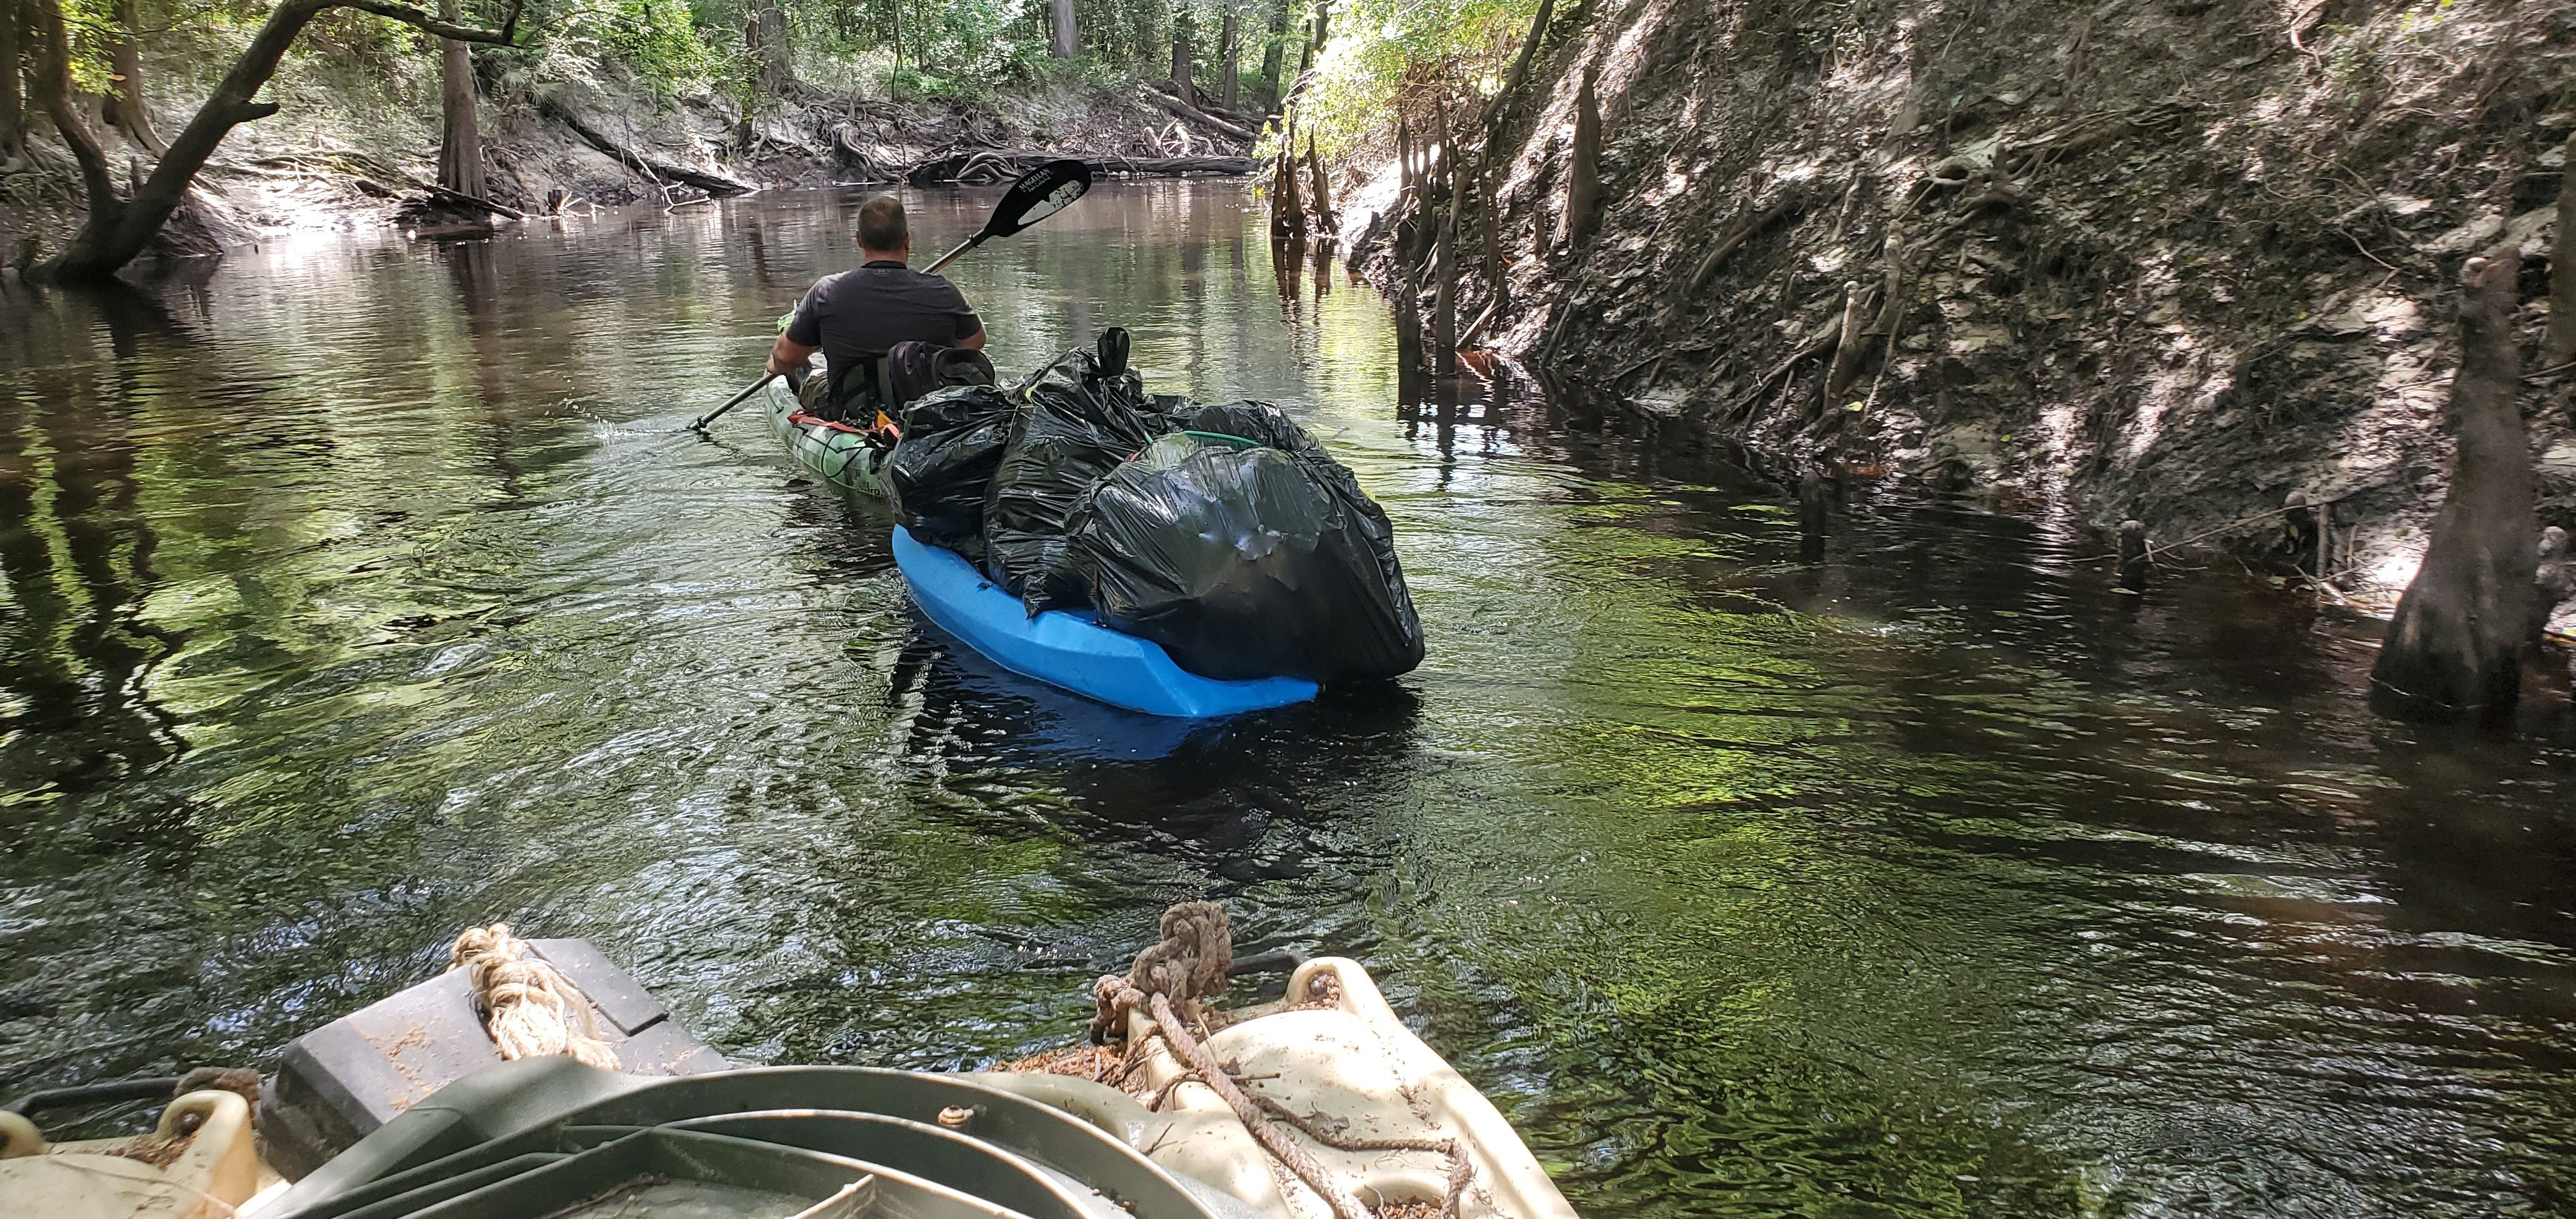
[
  {"xmin": 34, "ymin": 0, "xmax": 525, "ymax": 280},
  {"xmin": 338, "ymin": 0, "xmax": 520, "ymax": 42}
]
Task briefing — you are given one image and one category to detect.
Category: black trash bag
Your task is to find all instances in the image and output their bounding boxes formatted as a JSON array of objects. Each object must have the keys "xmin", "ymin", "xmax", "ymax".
[
  {"xmin": 1065, "ymin": 401, "xmax": 1425, "ymax": 684},
  {"xmin": 887, "ymin": 383, "xmax": 1018, "ymax": 560},
  {"xmin": 982, "ymin": 351, "xmax": 1177, "ymax": 610}
]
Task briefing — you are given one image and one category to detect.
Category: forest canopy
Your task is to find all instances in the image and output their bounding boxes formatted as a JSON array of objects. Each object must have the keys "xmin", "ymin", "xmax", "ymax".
[{"xmin": 12, "ymin": 0, "xmax": 1545, "ymax": 144}]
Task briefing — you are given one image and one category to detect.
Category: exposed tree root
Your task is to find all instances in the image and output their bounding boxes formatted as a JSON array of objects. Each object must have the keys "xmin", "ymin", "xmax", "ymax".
[{"xmin": 540, "ymin": 98, "xmax": 755, "ymax": 196}]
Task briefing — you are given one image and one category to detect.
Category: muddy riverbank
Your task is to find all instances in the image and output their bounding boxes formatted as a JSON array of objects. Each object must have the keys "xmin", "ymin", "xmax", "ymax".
[
  {"xmin": 1346, "ymin": 0, "xmax": 2576, "ymax": 608},
  {"xmin": 1, "ymin": 73, "xmax": 1256, "ymax": 264}
]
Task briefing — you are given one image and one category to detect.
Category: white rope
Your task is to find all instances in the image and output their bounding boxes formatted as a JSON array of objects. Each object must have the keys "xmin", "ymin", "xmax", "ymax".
[{"xmin": 447, "ymin": 924, "xmax": 620, "ymax": 1071}]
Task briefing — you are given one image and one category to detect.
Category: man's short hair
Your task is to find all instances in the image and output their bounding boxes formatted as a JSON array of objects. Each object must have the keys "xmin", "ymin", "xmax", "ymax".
[{"xmin": 857, "ymin": 194, "xmax": 908, "ymax": 252}]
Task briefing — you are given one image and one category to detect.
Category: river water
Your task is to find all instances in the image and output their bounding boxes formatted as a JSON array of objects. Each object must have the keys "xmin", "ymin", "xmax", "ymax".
[{"xmin": 3, "ymin": 181, "xmax": 2573, "ymax": 1217}]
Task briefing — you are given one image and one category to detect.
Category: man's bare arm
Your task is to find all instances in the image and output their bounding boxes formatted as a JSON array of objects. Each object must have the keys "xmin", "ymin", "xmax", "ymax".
[
  {"xmin": 958, "ymin": 325, "xmax": 987, "ymax": 351},
  {"xmin": 767, "ymin": 334, "xmax": 819, "ymax": 376}
]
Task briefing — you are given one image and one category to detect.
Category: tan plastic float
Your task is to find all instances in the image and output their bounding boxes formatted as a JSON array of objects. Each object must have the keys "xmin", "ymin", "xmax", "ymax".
[
  {"xmin": 0, "ymin": 1088, "xmax": 277, "ymax": 1219},
  {"xmin": 977, "ymin": 957, "xmax": 1577, "ymax": 1219}
]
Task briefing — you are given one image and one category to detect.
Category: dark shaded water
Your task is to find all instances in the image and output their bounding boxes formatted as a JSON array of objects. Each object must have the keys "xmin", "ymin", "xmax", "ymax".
[{"xmin": 4, "ymin": 182, "xmax": 2575, "ymax": 1218}]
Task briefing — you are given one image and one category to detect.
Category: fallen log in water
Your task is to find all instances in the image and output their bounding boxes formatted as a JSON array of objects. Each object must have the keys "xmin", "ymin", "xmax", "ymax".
[
  {"xmin": 539, "ymin": 99, "xmax": 755, "ymax": 197},
  {"xmin": 905, "ymin": 152, "xmax": 1257, "ymax": 185}
]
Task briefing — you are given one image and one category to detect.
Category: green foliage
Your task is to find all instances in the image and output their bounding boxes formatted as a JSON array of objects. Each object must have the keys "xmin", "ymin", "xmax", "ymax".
[
  {"xmin": 55, "ymin": 0, "xmax": 119, "ymax": 94},
  {"xmin": 880, "ymin": 0, "xmax": 1045, "ymax": 89},
  {"xmin": 591, "ymin": 0, "xmax": 714, "ymax": 97},
  {"xmin": 15, "ymin": 0, "xmax": 1280, "ymax": 151},
  {"xmin": 1286, "ymin": 0, "xmax": 1537, "ymax": 164}
]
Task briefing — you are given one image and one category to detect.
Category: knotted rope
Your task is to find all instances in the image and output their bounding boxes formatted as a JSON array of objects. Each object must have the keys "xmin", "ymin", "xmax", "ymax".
[
  {"xmin": 1092, "ymin": 903, "xmax": 1475, "ymax": 1219},
  {"xmin": 447, "ymin": 924, "xmax": 620, "ymax": 1071},
  {"xmin": 1090, "ymin": 900, "xmax": 1232, "ymax": 1043}
]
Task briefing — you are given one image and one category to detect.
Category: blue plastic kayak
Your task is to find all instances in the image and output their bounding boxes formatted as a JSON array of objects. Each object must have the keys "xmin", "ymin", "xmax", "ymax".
[{"xmin": 892, "ymin": 526, "xmax": 1319, "ymax": 719}]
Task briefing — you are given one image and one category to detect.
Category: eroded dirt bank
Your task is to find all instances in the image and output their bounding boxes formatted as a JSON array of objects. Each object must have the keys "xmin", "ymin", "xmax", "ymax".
[{"xmin": 1354, "ymin": 0, "xmax": 2576, "ymax": 600}]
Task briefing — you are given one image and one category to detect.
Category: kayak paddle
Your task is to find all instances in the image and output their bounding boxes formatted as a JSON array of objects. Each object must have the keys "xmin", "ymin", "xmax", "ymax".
[
  {"xmin": 687, "ymin": 158, "xmax": 1096, "ymax": 433},
  {"xmin": 686, "ymin": 373, "xmax": 778, "ymax": 433},
  {"xmin": 923, "ymin": 158, "xmax": 1094, "ymax": 272}
]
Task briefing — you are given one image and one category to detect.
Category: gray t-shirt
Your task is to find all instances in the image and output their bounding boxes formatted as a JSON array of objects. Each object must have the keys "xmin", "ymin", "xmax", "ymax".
[{"xmin": 785, "ymin": 261, "xmax": 982, "ymax": 372}]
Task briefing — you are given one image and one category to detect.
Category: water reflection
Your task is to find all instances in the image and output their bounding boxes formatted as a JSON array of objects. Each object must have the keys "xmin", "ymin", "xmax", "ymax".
[
  {"xmin": 0, "ymin": 287, "xmax": 187, "ymax": 804},
  {"xmin": 0, "ymin": 183, "xmax": 2572, "ymax": 1218}
]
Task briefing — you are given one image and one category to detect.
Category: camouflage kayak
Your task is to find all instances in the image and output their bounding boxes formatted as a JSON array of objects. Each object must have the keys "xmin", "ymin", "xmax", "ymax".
[{"xmin": 765, "ymin": 374, "xmax": 892, "ymax": 502}]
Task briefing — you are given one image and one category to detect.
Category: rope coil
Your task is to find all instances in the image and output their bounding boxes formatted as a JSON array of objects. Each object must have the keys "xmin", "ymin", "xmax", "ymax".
[
  {"xmin": 447, "ymin": 924, "xmax": 620, "ymax": 1071},
  {"xmin": 1092, "ymin": 903, "xmax": 1478, "ymax": 1219}
]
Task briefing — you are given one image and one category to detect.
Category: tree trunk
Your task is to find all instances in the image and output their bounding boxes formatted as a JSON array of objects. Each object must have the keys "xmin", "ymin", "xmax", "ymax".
[
  {"xmin": 1309, "ymin": 0, "xmax": 1329, "ymax": 53},
  {"xmin": 1560, "ymin": 64, "xmax": 1601, "ymax": 251},
  {"xmin": 29, "ymin": 0, "xmax": 521, "ymax": 281},
  {"xmin": 110, "ymin": 0, "xmax": 165, "ymax": 155},
  {"xmin": 435, "ymin": 0, "xmax": 484, "ymax": 197},
  {"xmin": 733, "ymin": 21, "xmax": 757, "ymax": 145},
  {"xmin": 1217, "ymin": 10, "xmax": 1238, "ymax": 112},
  {"xmin": 1, "ymin": 0, "xmax": 24, "ymax": 164},
  {"xmin": 1257, "ymin": 3, "xmax": 1285, "ymax": 114},
  {"xmin": 2550, "ymin": 130, "xmax": 2576, "ymax": 367},
  {"xmin": 1047, "ymin": 0, "xmax": 1075, "ymax": 58},
  {"xmin": 28, "ymin": 0, "xmax": 130, "ymax": 264},
  {"xmin": 1169, "ymin": 12, "xmax": 1193, "ymax": 107},
  {"xmin": 747, "ymin": 0, "xmax": 793, "ymax": 96},
  {"xmin": 2370, "ymin": 254, "xmax": 2540, "ymax": 726},
  {"xmin": 1480, "ymin": 0, "xmax": 1551, "ymax": 153}
]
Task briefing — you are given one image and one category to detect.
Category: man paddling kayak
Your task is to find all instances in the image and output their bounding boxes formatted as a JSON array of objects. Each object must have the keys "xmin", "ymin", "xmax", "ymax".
[{"xmin": 767, "ymin": 193, "xmax": 987, "ymax": 422}]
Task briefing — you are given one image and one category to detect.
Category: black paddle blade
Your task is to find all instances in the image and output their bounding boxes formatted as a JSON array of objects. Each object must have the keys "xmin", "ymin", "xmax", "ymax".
[{"xmin": 981, "ymin": 159, "xmax": 1092, "ymax": 239}]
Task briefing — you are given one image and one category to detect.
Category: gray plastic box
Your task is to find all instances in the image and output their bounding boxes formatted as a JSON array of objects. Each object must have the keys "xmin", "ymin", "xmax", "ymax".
[{"xmin": 260, "ymin": 939, "xmax": 729, "ymax": 1177}]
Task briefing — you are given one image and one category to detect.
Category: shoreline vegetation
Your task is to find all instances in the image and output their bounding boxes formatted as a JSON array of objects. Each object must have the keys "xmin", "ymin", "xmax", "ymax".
[
  {"xmin": 0, "ymin": 0, "xmax": 1287, "ymax": 268},
  {"xmin": 1280, "ymin": 0, "xmax": 2576, "ymax": 717},
  {"xmin": 4, "ymin": 0, "xmax": 2574, "ymax": 720}
]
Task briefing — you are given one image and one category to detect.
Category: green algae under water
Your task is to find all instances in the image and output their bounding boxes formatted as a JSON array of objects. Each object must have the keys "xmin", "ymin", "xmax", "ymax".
[{"xmin": 3, "ymin": 182, "xmax": 2575, "ymax": 1218}]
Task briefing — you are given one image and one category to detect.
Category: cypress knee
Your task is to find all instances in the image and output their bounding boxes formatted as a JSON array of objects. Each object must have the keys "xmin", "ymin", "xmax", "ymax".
[
  {"xmin": 2534, "ymin": 526, "xmax": 2573, "ymax": 643},
  {"xmin": 1431, "ymin": 103, "xmax": 1456, "ymax": 374},
  {"xmin": 1480, "ymin": 153, "xmax": 1508, "ymax": 318},
  {"xmin": 2117, "ymin": 519, "xmax": 2149, "ymax": 593},
  {"xmin": 2370, "ymin": 256, "xmax": 2539, "ymax": 724},
  {"xmin": 2281, "ymin": 491, "xmax": 2319, "ymax": 575},
  {"xmin": 1560, "ymin": 65, "xmax": 1600, "ymax": 251},
  {"xmin": 1304, "ymin": 137, "xmax": 1332, "ymax": 235},
  {"xmin": 1270, "ymin": 116, "xmax": 1303, "ymax": 241},
  {"xmin": 1826, "ymin": 280, "xmax": 1869, "ymax": 400},
  {"xmin": 1799, "ymin": 473, "xmax": 1832, "ymax": 562}
]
